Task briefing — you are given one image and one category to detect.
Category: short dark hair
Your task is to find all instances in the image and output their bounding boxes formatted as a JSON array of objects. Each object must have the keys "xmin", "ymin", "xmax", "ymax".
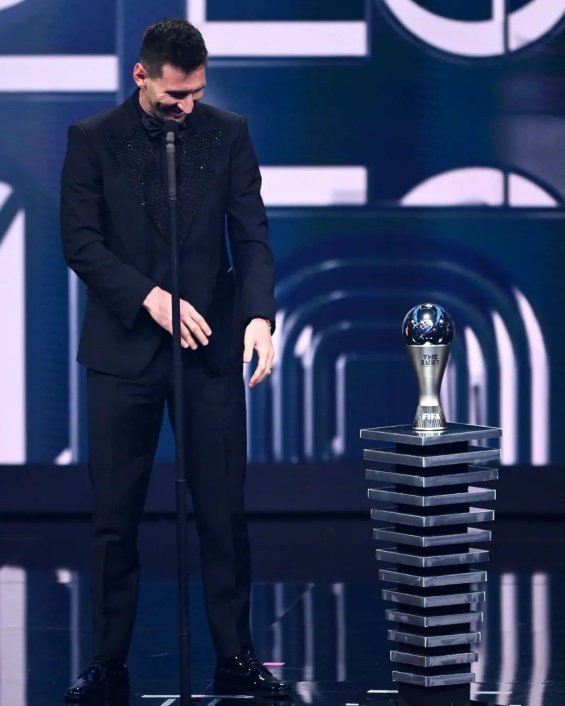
[{"xmin": 140, "ymin": 18, "xmax": 208, "ymax": 78}]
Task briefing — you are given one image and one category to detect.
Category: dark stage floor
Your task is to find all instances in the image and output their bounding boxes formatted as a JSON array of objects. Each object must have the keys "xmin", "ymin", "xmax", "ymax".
[{"xmin": 0, "ymin": 516, "xmax": 564, "ymax": 706}]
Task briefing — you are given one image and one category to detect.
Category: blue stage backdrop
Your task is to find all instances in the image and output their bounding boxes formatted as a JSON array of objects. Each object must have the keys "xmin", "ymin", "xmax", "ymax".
[{"xmin": 0, "ymin": 0, "xmax": 564, "ymax": 466}]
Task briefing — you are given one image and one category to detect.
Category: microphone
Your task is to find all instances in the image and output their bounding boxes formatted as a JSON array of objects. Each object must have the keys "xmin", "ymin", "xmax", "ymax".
[
  {"xmin": 164, "ymin": 119, "xmax": 180, "ymax": 139},
  {"xmin": 164, "ymin": 121, "xmax": 178, "ymax": 200}
]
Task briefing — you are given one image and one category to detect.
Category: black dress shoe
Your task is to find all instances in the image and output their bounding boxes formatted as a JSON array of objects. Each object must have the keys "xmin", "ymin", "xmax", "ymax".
[
  {"xmin": 64, "ymin": 658, "xmax": 130, "ymax": 703},
  {"xmin": 214, "ymin": 648, "xmax": 292, "ymax": 699}
]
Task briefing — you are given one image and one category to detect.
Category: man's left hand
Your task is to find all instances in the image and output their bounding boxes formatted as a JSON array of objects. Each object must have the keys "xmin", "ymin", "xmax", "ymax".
[{"xmin": 243, "ymin": 318, "xmax": 274, "ymax": 387}]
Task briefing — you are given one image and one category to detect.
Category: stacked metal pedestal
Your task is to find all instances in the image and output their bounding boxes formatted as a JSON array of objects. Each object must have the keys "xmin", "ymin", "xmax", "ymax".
[{"xmin": 360, "ymin": 423, "xmax": 502, "ymax": 706}]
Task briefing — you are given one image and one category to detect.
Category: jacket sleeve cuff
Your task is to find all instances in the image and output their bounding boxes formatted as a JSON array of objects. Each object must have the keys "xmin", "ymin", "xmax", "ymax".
[{"xmin": 244, "ymin": 315, "xmax": 275, "ymax": 334}]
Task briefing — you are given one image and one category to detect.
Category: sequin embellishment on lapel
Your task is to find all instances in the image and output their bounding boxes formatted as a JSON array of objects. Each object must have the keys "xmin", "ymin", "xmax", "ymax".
[
  {"xmin": 107, "ymin": 122, "xmax": 170, "ymax": 240},
  {"xmin": 177, "ymin": 124, "xmax": 222, "ymax": 244}
]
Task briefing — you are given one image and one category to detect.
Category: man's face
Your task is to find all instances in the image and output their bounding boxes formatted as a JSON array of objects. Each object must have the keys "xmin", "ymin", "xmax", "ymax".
[{"xmin": 133, "ymin": 62, "xmax": 206, "ymax": 122}]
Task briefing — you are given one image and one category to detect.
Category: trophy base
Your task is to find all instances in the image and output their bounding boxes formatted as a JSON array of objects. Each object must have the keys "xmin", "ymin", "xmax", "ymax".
[
  {"xmin": 366, "ymin": 681, "xmax": 505, "ymax": 706},
  {"xmin": 364, "ymin": 699, "xmax": 501, "ymax": 706},
  {"xmin": 412, "ymin": 404, "xmax": 446, "ymax": 432}
]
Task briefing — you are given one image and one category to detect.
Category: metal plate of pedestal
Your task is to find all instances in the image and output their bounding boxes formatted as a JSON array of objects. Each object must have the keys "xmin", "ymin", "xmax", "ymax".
[{"xmin": 361, "ymin": 422, "xmax": 501, "ymax": 706}]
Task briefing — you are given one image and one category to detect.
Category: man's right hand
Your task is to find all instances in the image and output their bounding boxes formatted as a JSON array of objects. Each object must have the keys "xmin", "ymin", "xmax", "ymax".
[{"xmin": 143, "ymin": 286, "xmax": 212, "ymax": 350}]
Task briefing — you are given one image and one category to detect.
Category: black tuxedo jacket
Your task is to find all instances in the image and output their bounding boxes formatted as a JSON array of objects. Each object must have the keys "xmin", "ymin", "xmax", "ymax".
[{"xmin": 61, "ymin": 91, "xmax": 275, "ymax": 378}]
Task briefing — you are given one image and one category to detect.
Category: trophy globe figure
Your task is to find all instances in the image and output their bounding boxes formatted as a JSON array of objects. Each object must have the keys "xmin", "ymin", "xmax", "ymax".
[{"xmin": 402, "ymin": 303, "xmax": 455, "ymax": 432}]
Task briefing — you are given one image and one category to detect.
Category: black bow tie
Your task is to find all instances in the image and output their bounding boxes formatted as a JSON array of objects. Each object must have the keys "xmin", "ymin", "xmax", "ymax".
[{"xmin": 141, "ymin": 112, "xmax": 186, "ymax": 141}]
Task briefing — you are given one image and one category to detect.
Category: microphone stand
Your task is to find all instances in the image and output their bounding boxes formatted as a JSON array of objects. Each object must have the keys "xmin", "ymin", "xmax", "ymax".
[{"xmin": 165, "ymin": 124, "xmax": 192, "ymax": 706}]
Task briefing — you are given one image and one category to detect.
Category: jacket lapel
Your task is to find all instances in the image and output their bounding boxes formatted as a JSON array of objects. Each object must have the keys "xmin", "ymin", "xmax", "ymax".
[
  {"xmin": 106, "ymin": 94, "xmax": 223, "ymax": 244},
  {"xmin": 106, "ymin": 93, "xmax": 170, "ymax": 241},
  {"xmin": 177, "ymin": 107, "xmax": 222, "ymax": 244}
]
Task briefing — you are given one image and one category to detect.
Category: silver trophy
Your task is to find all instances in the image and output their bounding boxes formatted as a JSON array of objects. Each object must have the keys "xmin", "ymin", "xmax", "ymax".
[{"xmin": 402, "ymin": 303, "xmax": 455, "ymax": 432}]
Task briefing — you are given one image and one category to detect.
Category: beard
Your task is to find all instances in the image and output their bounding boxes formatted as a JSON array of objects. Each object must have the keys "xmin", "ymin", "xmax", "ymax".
[{"xmin": 155, "ymin": 103, "xmax": 187, "ymax": 122}]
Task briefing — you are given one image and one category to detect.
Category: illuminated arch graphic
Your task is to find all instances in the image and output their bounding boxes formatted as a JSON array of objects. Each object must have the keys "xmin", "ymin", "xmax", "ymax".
[
  {"xmin": 400, "ymin": 166, "xmax": 554, "ymax": 463},
  {"xmin": 465, "ymin": 326, "xmax": 487, "ymax": 427},
  {"xmin": 0, "ymin": 183, "xmax": 26, "ymax": 463},
  {"xmin": 380, "ymin": 0, "xmax": 565, "ymax": 57},
  {"xmin": 245, "ymin": 235, "xmax": 548, "ymax": 465},
  {"xmin": 491, "ymin": 572, "xmax": 550, "ymax": 706}
]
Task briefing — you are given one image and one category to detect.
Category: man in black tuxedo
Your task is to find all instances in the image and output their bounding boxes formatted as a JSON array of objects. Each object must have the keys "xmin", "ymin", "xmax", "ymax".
[{"xmin": 61, "ymin": 18, "xmax": 289, "ymax": 702}]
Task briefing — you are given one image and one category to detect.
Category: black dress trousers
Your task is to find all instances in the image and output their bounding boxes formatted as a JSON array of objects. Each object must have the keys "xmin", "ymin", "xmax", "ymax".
[{"xmin": 87, "ymin": 337, "xmax": 252, "ymax": 660}]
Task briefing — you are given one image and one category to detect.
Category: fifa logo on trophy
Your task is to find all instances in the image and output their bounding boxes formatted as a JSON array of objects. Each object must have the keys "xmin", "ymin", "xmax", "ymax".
[{"xmin": 402, "ymin": 303, "xmax": 455, "ymax": 432}]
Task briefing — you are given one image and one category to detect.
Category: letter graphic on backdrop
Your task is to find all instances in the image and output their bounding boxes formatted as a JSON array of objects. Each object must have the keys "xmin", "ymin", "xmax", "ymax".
[
  {"xmin": 186, "ymin": 0, "xmax": 367, "ymax": 57},
  {"xmin": 260, "ymin": 167, "xmax": 367, "ymax": 207},
  {"xmin": 184, "ymin": 2, "xmax": 369, "ymax": 206},
  {"xmin": 0, "ymin": 0, "xmax": 117, "ymax": 93},
  {"xmin": 380, "ymin": 0, "xmax": 565, "ymax": 57},
  {"xmin": 0, "ymin": 566, "xmax": 26, "ymax": 706},
  {"xmin": 0, "ymin": 183, "xmax": 25, "ymax": 463},
  {"xmin": 0, "ymin": 56, "xmax": 118, "ymax": 92},
  {"xmin": 400, "ymin": 167, "xmax": 560, "ymax": 207},
  {"xmin": 0, "ymin": 0, "xmax": 25, "ymax": 9}
]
